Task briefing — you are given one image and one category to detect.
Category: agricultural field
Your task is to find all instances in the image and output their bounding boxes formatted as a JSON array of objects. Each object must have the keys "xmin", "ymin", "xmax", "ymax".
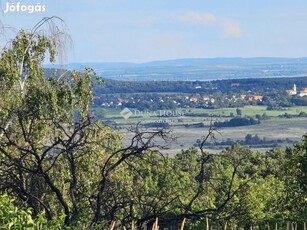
[{"xmin": 92, "ymin": 105, "xmax": 307, "ymax": 154}]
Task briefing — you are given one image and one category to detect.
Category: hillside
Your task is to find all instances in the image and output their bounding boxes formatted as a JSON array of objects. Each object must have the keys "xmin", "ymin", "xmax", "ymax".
[{"xmin": 45, "ymin": 57, "xmax": 307, "ymax": 81}]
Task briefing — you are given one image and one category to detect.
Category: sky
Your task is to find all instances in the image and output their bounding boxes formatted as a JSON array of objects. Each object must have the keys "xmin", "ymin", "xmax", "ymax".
[{"xmin": 1, "ymin": 0, "xmax": 307, "ymax": 63}]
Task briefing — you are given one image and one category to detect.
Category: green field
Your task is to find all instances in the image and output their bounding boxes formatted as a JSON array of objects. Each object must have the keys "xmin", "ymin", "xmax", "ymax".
[
  {"xmin": 92, "ymin": 105, "xmax": 307, "ymax": 154},
  {"xmin": 93, "ymin": 105, "xmax": 307, "ymax": 123},
  {"xmin": 184, "ymin": 106, "xmax": 307, "ymax": 117}
]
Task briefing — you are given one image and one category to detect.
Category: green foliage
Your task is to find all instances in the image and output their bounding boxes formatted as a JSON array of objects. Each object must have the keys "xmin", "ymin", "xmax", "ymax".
[
  {"xmin": 282, "ymin": 134, "xmax": 307, "ymax": 221},
  {"xmin": 0, "ymin": 21, "xmax": 122, "ymax": 227},
  {"xmin": 0, "ymin": 194, "xmax": 64, "ymax": 229},
  {"xmin": 214, "ymin": 116, "xmax": 260, "ymax": 127}
]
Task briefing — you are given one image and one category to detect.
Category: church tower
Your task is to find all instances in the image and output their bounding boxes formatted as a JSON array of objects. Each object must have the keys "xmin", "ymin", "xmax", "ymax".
[{"xmin": 293, "ymin": 84, "xmax": 297, "ymax": 93}]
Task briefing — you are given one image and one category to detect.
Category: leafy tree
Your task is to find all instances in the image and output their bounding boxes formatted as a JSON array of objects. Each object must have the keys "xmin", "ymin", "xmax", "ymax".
[
  {"xmin": 0, "ymin": 18, "xmax": 111, "ymax": 225},
  {"xmin": 283, "ymin": 134, "xmax": 307, "ymax": 221},
  {"xmin": 0, "ymin": 19, "xmax": 173, "ymax": 228}
]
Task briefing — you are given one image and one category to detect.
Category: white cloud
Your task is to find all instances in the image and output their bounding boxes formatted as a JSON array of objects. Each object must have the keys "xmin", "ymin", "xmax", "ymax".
[
  {"xmin": 219, "ymin": 19, "xmax": 242, "ymax": 38},
  {"xmin": 180, "ymin": 11, "xmax": 242, "ymax": 38}
]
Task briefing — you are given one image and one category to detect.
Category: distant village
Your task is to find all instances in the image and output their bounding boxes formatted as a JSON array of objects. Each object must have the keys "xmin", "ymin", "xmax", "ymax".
[
  {"xmin": 286, "ymin": 84, "xmax": 307, "ymax": 97},
  {"xmin": 93, "ymin": 81, "xmax": 307, "ymax": 110},
  {"xmin": 94, "ymin": 83, "xmax": 264, "ymax": 108}
]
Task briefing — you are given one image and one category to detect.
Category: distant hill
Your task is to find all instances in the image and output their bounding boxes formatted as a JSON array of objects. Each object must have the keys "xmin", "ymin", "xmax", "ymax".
[
  {"xmin": 45, "ymin": 57, "xmax": 307, "ymax": 70},
  {"xmin": 44, "ymin": 57, "xmax": 307, "ymax": 81}
]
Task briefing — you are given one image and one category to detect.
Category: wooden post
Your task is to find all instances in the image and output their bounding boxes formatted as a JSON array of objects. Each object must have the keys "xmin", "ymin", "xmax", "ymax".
[
  {"xmin": 152, "ymin": 218, "xmax": 158, "ymax": 230},
  {"xmin": 110, "ymin": 221, "xmax": 116, "ymax": 230},
  {"xmin": 180, "ymin": 218, "xmax": 186, "ymax": 230}
]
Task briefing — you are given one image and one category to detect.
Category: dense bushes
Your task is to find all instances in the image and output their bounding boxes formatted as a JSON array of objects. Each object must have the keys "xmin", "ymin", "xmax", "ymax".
[
  {"xmin": 214, "ymin": 116, "xmax": 260, "ymax": 127},
  {"xmin": 0, "ymin": 194, "xmax": 63, "ymax": 229}
]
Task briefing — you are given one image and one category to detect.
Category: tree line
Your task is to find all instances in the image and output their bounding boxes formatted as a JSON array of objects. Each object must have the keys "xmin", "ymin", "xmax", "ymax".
[{"xmin": 93, "ymin": 77, "xmax": 307, "ymax": 95}]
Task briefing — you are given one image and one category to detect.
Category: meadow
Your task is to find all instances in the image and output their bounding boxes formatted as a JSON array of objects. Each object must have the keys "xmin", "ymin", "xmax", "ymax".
[{"xmin": 92, "ymin": 105, "xmax": 307, "ymax": 154}]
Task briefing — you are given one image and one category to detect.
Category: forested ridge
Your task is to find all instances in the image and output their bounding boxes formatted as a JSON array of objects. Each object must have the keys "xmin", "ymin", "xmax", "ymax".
[
  {"xmin": 90, "ymin": 75, "xmax": 307, "ymax": 111},
  {"xmin": 93, "ymin": 77, "xmax": 307, "ymax": 95},
  {"xmin": 0, "ymin": 18, "xmax": 307, "ymax": 229}
]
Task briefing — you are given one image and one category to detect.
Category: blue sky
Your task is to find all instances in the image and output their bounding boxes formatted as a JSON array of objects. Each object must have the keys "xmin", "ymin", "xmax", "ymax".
[{"xmin": 1, "ymin": 0, "xmax": 307, "ymax": 63}]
